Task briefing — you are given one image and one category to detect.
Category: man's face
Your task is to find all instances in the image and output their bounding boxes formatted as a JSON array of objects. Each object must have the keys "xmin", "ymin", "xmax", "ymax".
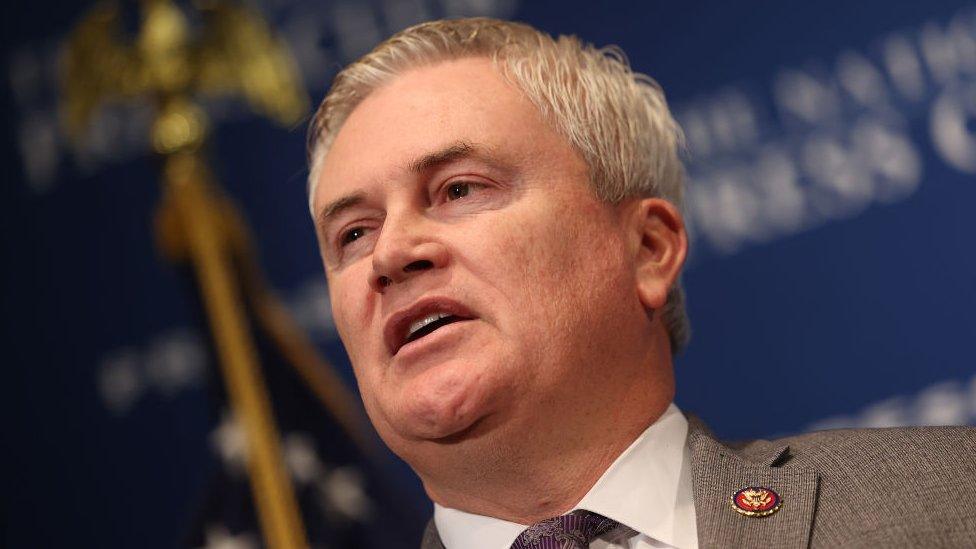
[{"xmin": 312, "ymin": 58, "xmax": 648, "ymax": 462}]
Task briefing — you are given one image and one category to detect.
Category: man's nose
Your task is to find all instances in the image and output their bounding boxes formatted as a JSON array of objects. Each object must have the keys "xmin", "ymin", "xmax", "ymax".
[{"xmin": 369, "ymin": 213, "xmax": 448, "ymax": 292}]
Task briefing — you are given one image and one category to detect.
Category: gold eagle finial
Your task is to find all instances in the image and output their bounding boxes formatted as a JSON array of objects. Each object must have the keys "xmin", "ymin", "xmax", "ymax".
[{"xmin": 62, "ymin": 0, "xmax": 308, "ymax": 151}]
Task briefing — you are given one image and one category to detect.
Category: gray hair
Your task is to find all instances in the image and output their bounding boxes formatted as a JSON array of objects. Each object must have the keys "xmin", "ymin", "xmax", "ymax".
[{"xmin": 307, "ymin": 18, "xmax": 690, "ymax": 352}]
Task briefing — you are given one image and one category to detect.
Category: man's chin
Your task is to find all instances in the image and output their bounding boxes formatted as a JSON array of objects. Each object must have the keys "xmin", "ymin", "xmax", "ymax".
[
  {"xmin": 395, "ymin": 398, "xmax": 488, "ymax": 442},
  {"xmin": 387, "ymin": 385, "xmax": 499, "ymax": 444}
]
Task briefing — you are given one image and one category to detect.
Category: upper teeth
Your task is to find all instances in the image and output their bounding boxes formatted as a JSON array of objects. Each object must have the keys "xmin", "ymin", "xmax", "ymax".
[{"xmin": 407, "ymin": 312, "xmax": 452, "ymax": 340}]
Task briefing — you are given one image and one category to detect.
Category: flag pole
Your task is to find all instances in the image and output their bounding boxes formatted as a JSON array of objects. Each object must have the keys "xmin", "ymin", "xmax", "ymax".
[
  {"xmin": 157, "ymin": 151, "xmax": 307, "ymax": 549},
  {"xmin": 59, "ymin": 1, "xmax": 338, "ymax": 546}
]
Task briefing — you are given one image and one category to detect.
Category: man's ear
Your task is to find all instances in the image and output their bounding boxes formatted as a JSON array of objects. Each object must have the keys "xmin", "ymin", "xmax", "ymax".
[{"xmin": 628, "ymin": 198, "xmax": 688, "ymax": 311}]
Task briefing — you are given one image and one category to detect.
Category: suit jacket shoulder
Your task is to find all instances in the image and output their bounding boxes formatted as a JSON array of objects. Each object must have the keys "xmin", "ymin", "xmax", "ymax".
[
  {"xmin": 420, "ymin": 421, "xmax": 976, "ymax": 549},
  {"xmin": 688, "ymin": 418, "xmax": 976, "ymax": 548}
]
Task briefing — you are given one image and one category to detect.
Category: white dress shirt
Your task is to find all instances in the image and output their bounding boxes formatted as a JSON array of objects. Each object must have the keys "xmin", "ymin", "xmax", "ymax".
[{"xmin": 433, "ymin": 403, "xmax": 698, "ymax": 549}]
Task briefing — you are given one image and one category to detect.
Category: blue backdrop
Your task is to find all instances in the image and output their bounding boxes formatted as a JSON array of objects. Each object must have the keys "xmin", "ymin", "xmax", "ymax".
[{"xmin": 4, "ymin": 0, "xmax": 975, "ymax": 547}]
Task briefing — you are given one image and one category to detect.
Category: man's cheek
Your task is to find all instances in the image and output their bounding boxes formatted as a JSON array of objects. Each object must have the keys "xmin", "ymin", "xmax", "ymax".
[
  {"xmin": 482, "ymin": 216, "xmax": 561, "ymax": 279},
  {"xmin": 330, "ymin": 289, "xmax": 364, "ymax": 343}
]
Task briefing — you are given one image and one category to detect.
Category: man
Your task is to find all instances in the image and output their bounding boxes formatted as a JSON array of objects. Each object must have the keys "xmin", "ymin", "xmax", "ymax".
[{"xmin": 306, "ymin": 18, "xmax": 976, "ymax": 548}]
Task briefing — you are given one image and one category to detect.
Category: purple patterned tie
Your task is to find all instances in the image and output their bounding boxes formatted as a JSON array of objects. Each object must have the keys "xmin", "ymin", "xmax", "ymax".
[{"xmin": 510, "ymin": 510, "xmax": 620, "ymax": 549}]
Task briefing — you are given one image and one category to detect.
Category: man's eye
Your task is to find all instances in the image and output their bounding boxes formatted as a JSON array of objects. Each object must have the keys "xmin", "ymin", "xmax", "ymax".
[
  {"xmin": 340, "ymin": 227, "xmax": 366, "ymax": 247},
  {"xmin": 446, "ymin": 182, "xmax": 470, "ymax": 201}
]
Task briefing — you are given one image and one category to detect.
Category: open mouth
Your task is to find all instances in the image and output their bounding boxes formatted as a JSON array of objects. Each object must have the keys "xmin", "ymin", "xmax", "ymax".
[
  {"xmin": 403, "ymin": 313, "xmax": 466, "ymax": 346},
  {"xmin": 385, "ymin": 298, "xmax": 477, "ymax": 356}
]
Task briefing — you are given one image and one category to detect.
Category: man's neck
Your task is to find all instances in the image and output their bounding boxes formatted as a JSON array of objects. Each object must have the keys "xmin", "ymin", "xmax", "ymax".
[{"xmin": 422, "ymin": 391, "xmax": 673, "ymax": 524}]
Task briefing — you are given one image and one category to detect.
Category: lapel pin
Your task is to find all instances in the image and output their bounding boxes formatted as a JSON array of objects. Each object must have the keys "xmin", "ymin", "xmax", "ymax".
[{"xmin": 730, "ymin": 486, "xmax": 783, "ymax": 517}]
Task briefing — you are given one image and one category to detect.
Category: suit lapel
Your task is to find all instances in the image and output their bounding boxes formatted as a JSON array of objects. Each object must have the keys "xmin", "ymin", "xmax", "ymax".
[{"xmin": 687, "ymin": 417, "xmax": 819, "ymax": 549}]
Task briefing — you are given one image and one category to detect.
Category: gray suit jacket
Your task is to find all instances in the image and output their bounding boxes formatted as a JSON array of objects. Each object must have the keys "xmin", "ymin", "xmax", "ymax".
[{"xmin": 421, "ymin": 418, "xmax": 976, "ymax": 548}]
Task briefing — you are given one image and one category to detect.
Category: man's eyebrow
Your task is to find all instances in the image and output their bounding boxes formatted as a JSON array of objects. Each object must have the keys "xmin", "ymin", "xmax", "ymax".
[
  {"xmin": 316, "ymin": 192, "xmax": 366, "ymax": 227},
  {"xmin": 408, "ymin": 141, "xmax": 480, "ymax": 173}
]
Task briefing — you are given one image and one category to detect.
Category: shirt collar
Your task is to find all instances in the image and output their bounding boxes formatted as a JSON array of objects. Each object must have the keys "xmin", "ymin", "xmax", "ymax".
[{"xmin": 433, "ymin": 403, "xmax": 694, "ymax": 549}]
